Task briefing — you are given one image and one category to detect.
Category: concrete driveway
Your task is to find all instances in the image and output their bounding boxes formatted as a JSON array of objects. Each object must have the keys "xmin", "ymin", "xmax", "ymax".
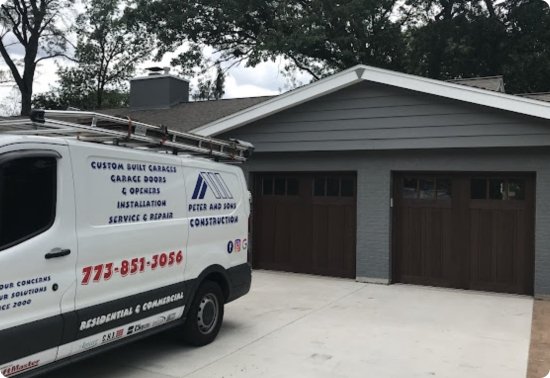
[{"xmin": 46, "ymin": 271, "xmax": 533, "ymax": 378}]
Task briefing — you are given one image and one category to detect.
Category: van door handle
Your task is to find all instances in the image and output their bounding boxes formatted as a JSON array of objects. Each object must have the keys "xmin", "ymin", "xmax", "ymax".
[{"xmin": 45, "ymin": 248, "xmax": 71, "ymax": 259}]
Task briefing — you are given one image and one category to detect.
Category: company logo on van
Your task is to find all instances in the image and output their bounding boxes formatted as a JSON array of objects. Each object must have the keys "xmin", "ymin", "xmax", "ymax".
[
  {"xmin": 1, "ymin": 360, "xmax": 40, "ymax": 377},
  {"xmin": 192, "ymin": 172, "xmax": 233, "ymax": 200}
]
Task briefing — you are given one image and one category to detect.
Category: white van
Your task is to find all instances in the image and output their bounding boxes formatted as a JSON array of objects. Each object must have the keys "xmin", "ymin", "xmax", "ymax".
[{"xmin": 0, "ymin": 111, "xmax": 252, "ymax": 377}]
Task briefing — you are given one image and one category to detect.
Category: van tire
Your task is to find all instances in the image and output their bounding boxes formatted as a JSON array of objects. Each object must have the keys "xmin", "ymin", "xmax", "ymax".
[{"xmin": 182, "ymin": 280, "xmax": 225, "ymax": 346}]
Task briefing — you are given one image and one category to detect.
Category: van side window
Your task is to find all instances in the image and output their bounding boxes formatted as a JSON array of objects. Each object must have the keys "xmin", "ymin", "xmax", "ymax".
[{"xmin": 0, "ymin": 156, "xmax": 57, "ymax": 251}]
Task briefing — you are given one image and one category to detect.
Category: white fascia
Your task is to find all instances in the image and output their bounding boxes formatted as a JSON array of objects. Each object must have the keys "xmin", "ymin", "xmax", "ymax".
[
  {"xmin": 192, "ymin": 64, "xmax": 550, "ymax": 137},
  {"xmin": 192, "ymin": 66, "xmax": 364, "ymax": 137},
  {"xmin": 359, "ymin": 65, "xmax": 550, "ymax": 121}
]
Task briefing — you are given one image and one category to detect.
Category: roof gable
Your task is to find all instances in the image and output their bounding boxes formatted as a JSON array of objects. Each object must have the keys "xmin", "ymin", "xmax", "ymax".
[
  {"xmin": 221, "ymin": 81, "xmax": 550, "ymax": 153},
  {"xmin": 192, "ymin": 65, "xmax": 550, "ymax": 137}
]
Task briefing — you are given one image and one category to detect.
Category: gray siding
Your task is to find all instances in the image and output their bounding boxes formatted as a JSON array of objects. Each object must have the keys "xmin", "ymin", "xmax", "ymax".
[
  {"xmin": 241, "ymin": 148, "xmax": 550, "ymax": 297},
  {"xmin": 221, "ymin": 81, "xmax": 550, "ymax": 152}
]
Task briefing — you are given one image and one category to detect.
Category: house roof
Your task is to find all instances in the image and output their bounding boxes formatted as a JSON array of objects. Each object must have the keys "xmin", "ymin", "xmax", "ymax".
[
  {"xmin": 191, "ymin": 65, "xmax": 550, "ymax": 137},
  {"xmin": 517, "ymin": 92, "xmax": 550, "ymax": 102},
  {"xmin": 447, "ymin": 76, "xmax": 505, "ymax": 93},
  {"xmin": 99, "ymin": 96, "xmax": 273, "ymax": 132}
]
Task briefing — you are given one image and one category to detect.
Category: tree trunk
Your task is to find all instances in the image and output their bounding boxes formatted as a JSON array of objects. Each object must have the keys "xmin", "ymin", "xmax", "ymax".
[
  {"xmin": 20, "ymin": 65, "xmax": 36, "ymax": 116},
  {"xmin": 97, "ymin": 88, "xmax": 103, "ymax": 109},
  {"xmin": 20, "ymin": 91, "xmax": 33, "ymax": 116},
  {"xmin": 19, "ymin": 36, "xmax": 38, "ymax": 116}
]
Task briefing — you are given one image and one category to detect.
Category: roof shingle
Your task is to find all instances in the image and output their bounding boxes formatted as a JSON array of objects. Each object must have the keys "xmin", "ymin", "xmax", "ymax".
[{"xmin": 99, "ymin": 96, "xmax": 274, "ymax": 132}]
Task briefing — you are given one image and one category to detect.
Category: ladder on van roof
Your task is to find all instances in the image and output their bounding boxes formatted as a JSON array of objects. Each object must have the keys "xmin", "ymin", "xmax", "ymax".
[{"xmin": 0, "ymin": 109, "xmax": 254, "ymax": 162}]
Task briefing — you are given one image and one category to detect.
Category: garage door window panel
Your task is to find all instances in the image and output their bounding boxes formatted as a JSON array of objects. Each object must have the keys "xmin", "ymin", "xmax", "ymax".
[
  {"xmin": 508, "ymin": 180, "xmax": 526, "ymax": 200},
  {"xmin": 436, "ymin": 179, "xmax": 452, "ymax": 199},
  {"xmin": 402, "ymin": 178, "xmax": 418, "ymax": 199},
  {"xmin": 471, "ymin": 178, "xmax": 487, "ymax": 200},
  {"xmin": 341, "ymin": 178, "xmax": 354, "ymax": 197},
  {"xmin": 489, "ymin": 179, "xmax": 506, "ymax": 200},
  {"xmin": 419, "ymin": 178, "xmax": 435, "ymax": 199},
  {"xmin": 401, "ymin": 176, "xmax": 451, "ymax": 206},
  {"xmin": 470, "ymin": 178, "xmax": 526, "ymax": 202},
  {"xmin": 287, "ymin": 178, "xmax": 299, "ymax": 196},
  {"xmin": 314, "ymin": 176, "xmax": 356, "ymax": 198},
  {"xmin": 262, "ymin": 178, "xmax": 273, "ymax": 196},
  {"xmin": 327, "ymin": 178, "xmax": 340, "ymax": 196},
  {"xmin": 262, "ymin": 177, "xmax": 300, "ymax": 197}
]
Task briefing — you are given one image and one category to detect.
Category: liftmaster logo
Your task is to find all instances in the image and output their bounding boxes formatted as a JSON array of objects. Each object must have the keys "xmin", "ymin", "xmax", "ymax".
[{"xmin": 192, "ymin": 172, "xmax": 233, "ymax": 200}]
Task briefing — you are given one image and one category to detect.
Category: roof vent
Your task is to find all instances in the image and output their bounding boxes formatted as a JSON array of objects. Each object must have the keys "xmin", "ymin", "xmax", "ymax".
[{"xmin": 146, "ymin": 66, "xmax": 171, "ymax": 76}]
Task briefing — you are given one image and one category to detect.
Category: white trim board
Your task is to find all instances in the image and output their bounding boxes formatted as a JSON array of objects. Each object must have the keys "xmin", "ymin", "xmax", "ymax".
[{"xmin": 191, "ymin": 64, "xmax": 550, "ymax": 137}]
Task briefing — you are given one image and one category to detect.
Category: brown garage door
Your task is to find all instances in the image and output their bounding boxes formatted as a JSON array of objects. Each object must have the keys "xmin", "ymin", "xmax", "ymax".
[
  {"xmin": 392, "ymin": 173, "xmax": 535, "ymax": 295},
  {"xmin": 252, "ymin": 173, "xmax": 356, "ymax": 278}
]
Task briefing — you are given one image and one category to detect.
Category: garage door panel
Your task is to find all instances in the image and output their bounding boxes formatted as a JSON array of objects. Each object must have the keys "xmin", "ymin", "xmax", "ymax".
[
  {"xmin": 470, "ymin": 208, "xmax": 526, "ymax": 294},
  {"xmin": 470, "ymin": 209, "xmax": 493, "ymax": 284},
  {"xmin": 312, "ymin": 205, "xmax": 329, "ymax": 274},
  {"xmin": 292, "ymin": 202, "xmax": 312, "ymax": 273},
  {"xmin": 327, "ymin": 205, "xmax": 345, "ymax": 275},
  {"xmin": 397, "ymin": 204, "xmax": 453, "ymax": 286},
  {"xmin": 257, "ymin": 200, "xmax": 276, "ymax": 269},
  {"xmin": 394, "ymin": 173, "xmax": 534, "ymax": 295},
  {"xmin": 254, "ymin": 173, "xmax": 356, "ymax": 278}
]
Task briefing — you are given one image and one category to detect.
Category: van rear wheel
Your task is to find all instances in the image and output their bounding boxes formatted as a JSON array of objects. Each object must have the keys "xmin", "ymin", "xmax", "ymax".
[{"xmin": 182, "ymin": 280, "xmax": 224, "ymax": 346}]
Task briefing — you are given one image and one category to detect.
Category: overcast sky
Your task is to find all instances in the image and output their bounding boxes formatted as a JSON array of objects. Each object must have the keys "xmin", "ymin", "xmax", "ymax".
[
  {"xmin": 0, "ymin": 42, "xmax": 313, "ymax": 115},
  {"xmin": 0, "ymin": 0, "xmax": 317, "ymax": 115},
  {"xmin": 1, "ymin": 51, "xmax": 313, "ymax": 95}
]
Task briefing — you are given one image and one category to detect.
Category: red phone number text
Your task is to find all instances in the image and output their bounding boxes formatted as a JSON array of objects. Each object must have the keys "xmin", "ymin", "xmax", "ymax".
[{"xmin": 81, "ymin": 251, "xmax": 184, "ymax": 285}]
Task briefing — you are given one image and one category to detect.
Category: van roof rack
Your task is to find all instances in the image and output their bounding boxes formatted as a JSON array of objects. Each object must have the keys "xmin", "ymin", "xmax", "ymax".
[{"xmin": 0, "ymin": 109, "xmax": 254, "ymax": 162}]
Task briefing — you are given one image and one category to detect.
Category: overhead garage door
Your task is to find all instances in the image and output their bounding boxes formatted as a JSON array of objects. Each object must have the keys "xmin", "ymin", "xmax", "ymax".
[
  {"xmin": 393, "ymin": 173, "xmax": 535, "ymax": 295},
  {"xmin": 253, "ymin": 173, "xmax": 356, "ymax": 278}
]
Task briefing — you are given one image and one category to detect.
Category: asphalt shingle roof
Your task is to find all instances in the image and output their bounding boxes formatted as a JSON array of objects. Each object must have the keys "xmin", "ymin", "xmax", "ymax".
[
  {"xmin": 99, "ymin": 96, "xmax": 274, "ymax": 132},
  {"xmin": 447, "ymin": 76, "xmax": 505, "ymax": 93}
]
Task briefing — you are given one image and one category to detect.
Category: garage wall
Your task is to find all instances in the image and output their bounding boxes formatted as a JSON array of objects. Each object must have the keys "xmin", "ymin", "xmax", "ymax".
[
  {"xmin": 239, "ymin": 148, "xmax": 550, "ymax": 297},
  {"xmin": 223, "ymin": 81, "xmax": 550, "ymax": 152}
]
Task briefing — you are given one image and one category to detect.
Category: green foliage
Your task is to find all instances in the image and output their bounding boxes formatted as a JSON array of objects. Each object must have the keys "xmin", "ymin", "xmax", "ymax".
[
  {"xmin": 132, "ymin": 0, "xmax": 405, "ymax": 80},
  {"xmin": 192, "ymin": 65, "xmax": 226, "ymax": 101},
  {"xmin": 403, "ymin": 1, "xmax": 507, "ymax": 80},
  {"xmin": 0, "ymin": 0, "xmax": 75, "ymax": 115},
  {"xmin": 502, "ymin": 0, "xmax": 550, "ymax": 93},
  {"xmin": 40, "ymin": 0, "xmax": 153, "ymax": 110},
  {"xmin": 131, "ymin": 0, "xmax": 550, "ymax": 94},
  {"xmin": 33, "ymin": 88, "xmax": 129, "ymax": 110}
]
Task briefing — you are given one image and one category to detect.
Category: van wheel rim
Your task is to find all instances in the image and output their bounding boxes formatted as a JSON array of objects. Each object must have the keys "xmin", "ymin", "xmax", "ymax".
[{"xmin": 197, "ymin": 293, "xmax": 219, "ymax": 335}]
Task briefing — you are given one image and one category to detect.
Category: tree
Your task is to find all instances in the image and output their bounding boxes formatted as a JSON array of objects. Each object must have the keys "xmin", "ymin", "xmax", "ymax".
[
  {"xmin": 33, "ymin": 86, "xmax": 129, "ymax": 110},
  {"xmin": 404, "ymin": 0, "xmax": 550, "ymax": 93},
  {"xmin": 192, "ymin": 65, "xmax": 226, "ymax": 101},
  {"xmin": 501, "ymin": 0, "xmax": 550, "ymax": 93},
  {"xmin": 133, "ymin": 0, "xmax": 405, "ymax": 82},
  {"xmin": 0, "ymin": 0, "xmax": 74, "ymax": 115},
  {"xmin": 38, "ymin": 0, "xmax": 154, "ymax": 110},
  {"xmin": 403, "ymin": 1, "xmax": 507, "ymax": 80},
  {"xmin": 0, "ymin": 69, "xmax": 11, "ymax": 83}
]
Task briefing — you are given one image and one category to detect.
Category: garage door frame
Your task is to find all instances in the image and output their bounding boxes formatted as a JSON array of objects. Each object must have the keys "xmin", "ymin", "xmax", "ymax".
[
  {"xmin": 252, "ymin": 171, "xmax": 357, "ymax": 278},
  {"xmin": 391, "ymin": 171, "xmax": 535, "ymax": 295}
]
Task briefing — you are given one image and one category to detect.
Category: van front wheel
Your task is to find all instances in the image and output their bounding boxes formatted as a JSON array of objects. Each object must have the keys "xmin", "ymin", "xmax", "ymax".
[{"xmin": 182, "ymin": 280, "xmax": 225, "ymax": 346}]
